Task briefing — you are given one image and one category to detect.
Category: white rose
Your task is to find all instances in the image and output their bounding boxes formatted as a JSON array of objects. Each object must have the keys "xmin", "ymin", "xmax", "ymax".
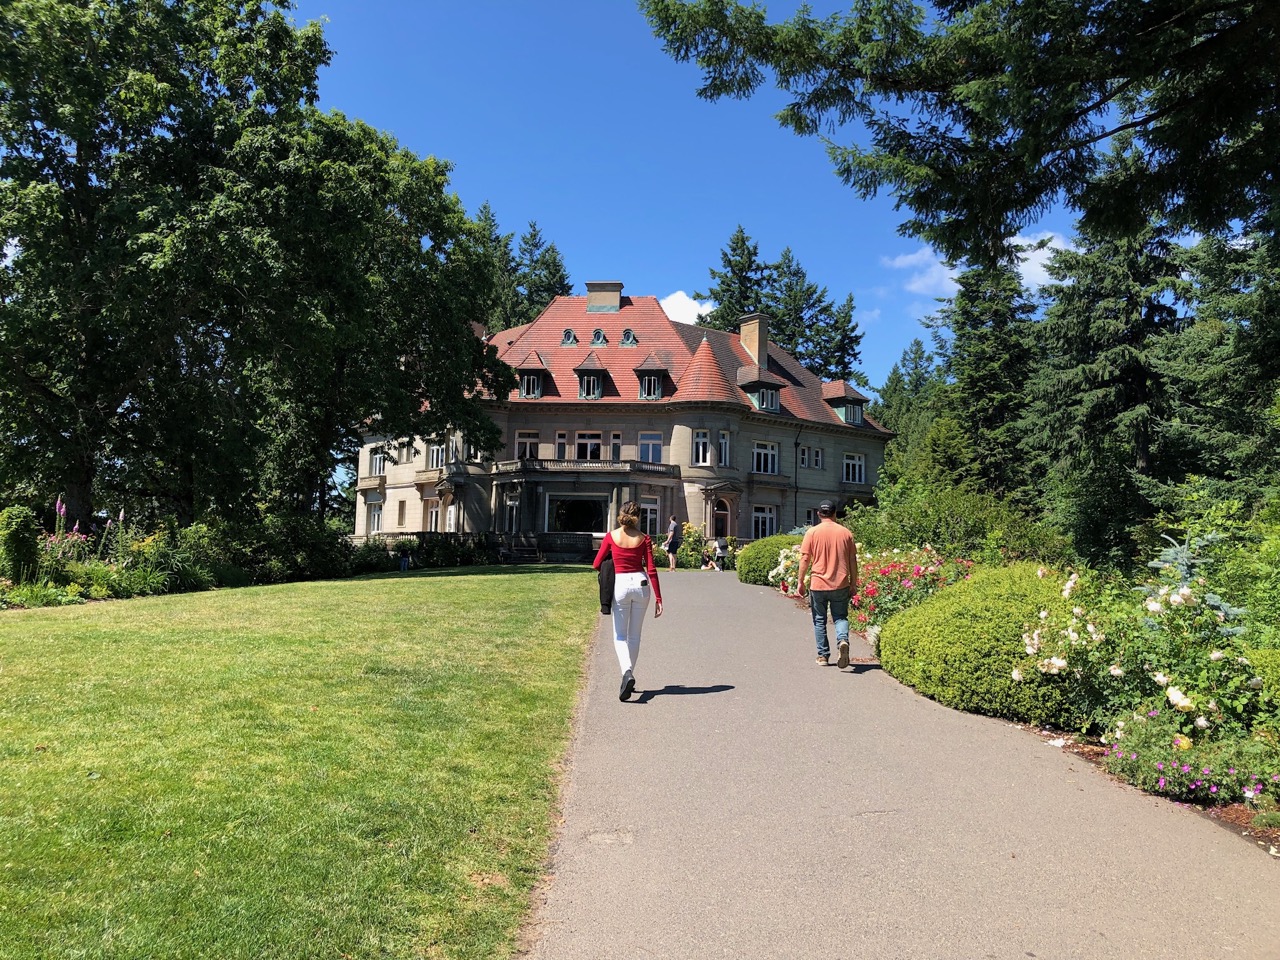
[
  {"xmin": 1109, "ymin": 664, "xmax": 1124, "ymax": 677},
  {"xmin": 1011, "ymin": 668, "xmax": 1023, "ymax": 682},
  {"xmin": 1168, "ymin": 592, "xmax": 1185, "ymax": 607},
  {"xmin": 1194, "ymin": 716, "xmax": 1210, "ymax": 730},
  {"xmin": 1248, "ymin": 677, "xmax": 1264, "ymax": 690},
  {"xmin": 1145, "ymin": 600, "xmax": 1164, "ymax": 614},
  {"xmin": 1153, "ymin": 672, "xmax": 1170, "ymax": 687},
  {"xmin": 1209, "ymin": 650, "xmax": 1225, "ymax": 662}
]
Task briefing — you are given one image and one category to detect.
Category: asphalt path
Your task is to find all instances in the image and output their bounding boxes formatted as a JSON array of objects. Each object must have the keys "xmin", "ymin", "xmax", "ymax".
[{"xmin": 519, "ymin": 570, "xmax": 1280, "ymax": 960}]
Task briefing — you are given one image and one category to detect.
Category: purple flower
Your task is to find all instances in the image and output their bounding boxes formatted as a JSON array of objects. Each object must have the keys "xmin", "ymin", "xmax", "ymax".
[
  {"xmin": 1156, "ymin": 762, "xmax": 1164, "ymax": 771},
  {"xmin": 1158, "ymin": 777, "xmax": 1166, "ymax": 789},
  {"xmin": 118, "ymin": 508, "xmax": 125, "ymax": 523},
  {"xmin": 56, "ymin": 497, "xmax": 66, "ymax": 517},
  {"xmin": 1147, "ymin": 710, "xmax": 1160, "ymax": 717},
  {"xmin": 1181, "ymin": 765, "xmax": 1191, "ymax": 773},
  {"xmin": 1130, "ymin": 753, "xmax": 1138, "ymax": 760},
  {"xmin": 1210, "ymin": 785, "xmax": 1218, "ymax": 794},
  {"xmin": 1203, "ymin": 768, "xmax": 1211, "ymax": 775},
  {"xmin": 72, "ymin": 520, "xmax": 79, "ymax": 534},
  {"xmin": 1229, "ymin": 768, "xmax": 1236, "ymax": 774}
]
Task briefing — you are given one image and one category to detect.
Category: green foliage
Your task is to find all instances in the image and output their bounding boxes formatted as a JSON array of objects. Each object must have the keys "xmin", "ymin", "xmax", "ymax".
[
  {"xmin": 846, "ymin": 483, "xmax": 1071, "ymax": 565},
  {"xmin": 878, "ymin": 564, "xmax": 1083, "ymax": 728},
  {"xmin": 643, "ymin": 1, "xmax": 1279, "ymax": 263},
  {"xmin": 695, "ymin": 224, "xmax": 771, "ymax": 331},
  {"xmin": 1252, "ymin": 811, "xmax": 1280, "ymax": 829},
  {"xmin": 514, "ymin": 221, "xmax": 573, "ymax": 327},
  {"xmin": 734, "ymin": 534, "xmax": 803, "ymax": 586},
  {"xmin": 1103, "ymin": 710, "xmax": 1280, "ymax": 806},
  {"xmin": 0, "ymin": 506, "xmax": 40, "ymax": 584},
  {"xmin": 351, "ymin": 539, "xmax": 396, "ymax": 574}
]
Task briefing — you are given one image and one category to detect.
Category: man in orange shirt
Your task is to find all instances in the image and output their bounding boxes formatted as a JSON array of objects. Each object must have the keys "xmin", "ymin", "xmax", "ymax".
[{"xmin": 797, "ymin": 500, "xmax": 859, "ymax": 669}]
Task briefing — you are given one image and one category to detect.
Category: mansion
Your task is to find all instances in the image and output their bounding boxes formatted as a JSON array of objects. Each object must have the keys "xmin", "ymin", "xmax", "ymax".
[{"xmin": 354, "ymin": 281, "xmax": 891, "ymax": 545}]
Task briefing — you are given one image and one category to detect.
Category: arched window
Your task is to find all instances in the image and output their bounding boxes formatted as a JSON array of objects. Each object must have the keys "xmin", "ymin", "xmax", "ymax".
[
  {"xmin": 621, "ymin": 328, "xmax": 638, "ymax": 347},
  {"xmin": 714, "ymin": 499, "xmax": 731, "ymax": 538},
  {"xmin": 591, "ymin": 328, "xmax": 607, "ymax": 346},
  {"xmin": 561, "ymin": 328, "xmax": 578, "ymax": 346}
]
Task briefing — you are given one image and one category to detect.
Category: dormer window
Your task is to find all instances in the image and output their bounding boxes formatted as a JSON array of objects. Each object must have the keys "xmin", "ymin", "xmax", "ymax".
[
  {"xmin": 520, "ymin": 372, "xmax": 543, "ymax": 399},
  {"xmin": 561, "ymin": 328, "xmax": 578, "ymax": 346},
  {"xmin": 851, "ymin": 403, "xmax": 864, "ymax": 425},
  {"xmin": 579, "ymin": 373, "xmax": 603, "ymax": 400},
  {"xmin": 591, "ymin": 328, "xmax": 607, "ymax": 346},
  {"xmin": 621, "ymin": 328, "xmax": 638, "ymax": 347},
  {"xmin": 639, "ymin": 374, "xmax": 662, "ymax": 400},
  {"xmin": 755, "ymin": 387, "xmax": 779, "ymax": 412}
]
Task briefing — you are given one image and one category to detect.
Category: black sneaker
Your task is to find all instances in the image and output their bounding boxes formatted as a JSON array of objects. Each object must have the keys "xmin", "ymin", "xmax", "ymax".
[{"xmin": 619, "ymin": 669, "xmax": 636, "ymax": 701}]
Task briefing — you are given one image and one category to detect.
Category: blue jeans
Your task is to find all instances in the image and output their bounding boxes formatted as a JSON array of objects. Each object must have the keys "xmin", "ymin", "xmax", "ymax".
[{"xmin": 809, "ymin": 587, "xmax": 850, "ymax": 659}]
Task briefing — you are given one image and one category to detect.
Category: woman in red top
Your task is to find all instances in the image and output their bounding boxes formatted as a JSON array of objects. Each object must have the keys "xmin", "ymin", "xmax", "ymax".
[{"xmin": 593, "ymin": 500, "xmax": 664, "ymax": 701}]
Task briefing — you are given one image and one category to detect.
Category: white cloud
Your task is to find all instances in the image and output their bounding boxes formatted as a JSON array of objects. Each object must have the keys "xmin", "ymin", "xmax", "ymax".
[
  {"xmin": 859, "ymin": 306, "xmax": 882, "ymax": 325},
  {"xmin": 660, "ymin": 290, "xmax": 712, "ymax": 325},
  {"xmin": 1013, "ymin": 231, "xmax": 1071, "ymax": 289},
  {"xmin": 880, "ymin": 247, "xmax": 959, "ymax": 297}
]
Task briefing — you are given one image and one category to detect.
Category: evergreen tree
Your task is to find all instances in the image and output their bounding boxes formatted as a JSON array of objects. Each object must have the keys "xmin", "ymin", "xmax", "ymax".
[
  {"xmin": 474, "ymin": 202, "xmax": 521, "ymax": 334},
  {"xmin": 695, "ymin": 225, "xmax": 772, "ymax": 331},
  {"xmin": 515, "ymin": 221, "xmax": 572, "ymax": 326},
  {"xmin": 802, "ymin": 294, "xmax": 866, "ymax": 385},
  {"xmin": 929, "ymin": 265, "xmax": 1037, "ymax": 500},
  {"xmin": 762, "ymin": 247, "xmax": 831, "ymax": 358},
  {"xmin": 870, "ymin": 339, "xmax": 946, "ymax": 485}
]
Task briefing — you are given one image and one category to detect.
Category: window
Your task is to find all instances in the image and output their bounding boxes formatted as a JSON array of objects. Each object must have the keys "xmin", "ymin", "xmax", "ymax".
[
  {"xmin": 591, "ymin": 328, "xmax": 607, "ymax": 346},
  {"xmin": 561, "ymin": 328, "xmax": 577, "ymax": 346},
  {"xmin": 641, "ymin": 498, "xmax": 659, "ymax": 537},
  {"xmin": 556, "ymin": 431, "xmax": 567, "ymax": 460},
  {"xmin": 445, "ymin": 503, "xmax": 457, "ymax": 533},
  {"xmin": 397, "ymin": 441, "xmax": 414, "ymax": 463},
  {"xmin": 752, "ymin": 505, "xmax": 776, "ymax": 540},
  {"xmin": 851, "ymin": 403, "xmax": 864, "ymax": 425},
  {"xmin": 692, "ymin": 429, "xmax": 711, "ymax": 466},
  {"xmin": 805, "ymin": 508, "xmax": 817, "ymax": 527},
  {"xmin": 638, "ymin": 431, "xmax": 663, "ymax": 463},
  {"xmin": 515, "ymin": 430, "xmax": 538, "ymax": 459},
  {"xmin": 576, "ymin": 431, "xmax": 603, "ymax": 461},
  {"xmin": 621, "ymin": 328, "xmax": 638, "ymax": 347},
  {"xmin": 719, "ymin": 430, "xmax": 730, "ymax": 468},
  {"xmin": 465, "ymin": 441, "xmax": 479, "ymax": 462},
  {"xmin": 579, "ymin": 373, "xmax": 602, "ymax": 399},
  {"xmin": 428, "ymin": 442, "xmax": 446, "ymax": 470},
  {"xmin": 397, "ymin": 500, "xmax": 407, "ymax": 527},
  {"xmin": 756, "ymin": 387, "xmax": 779, "ymax": 412},
  {"xmin": 520, "ymin": 372, "xmax": 542, "ymax": 399},
  {"xmin": 610, "ymin": 432, "xmax": 622, "ymax": 461},
  {"xmin": 813, "ymin": 447, "xmax": 824, "ymax": 470},
  {"xmin": 639, "ymin": 374, "xmax": 662, "ymax": 400},
  {"xmin": 843, "ymin": 453, "xmax": 866, "ymax": 484},
  {"xmin": 425, "ymin": 499, "xmax": 440, "ymax": 532},
  {"xmin": 369, "ymin": 449, "xmax": 386, "ymax": 476},
  {"xmin": 752, "ymin": 440, "xmax": 778, "ymax": 475},
  {"xmin": 799, "ymin": 446, "xmax": 809, "ymax": 469},
  {"xmin": 367, "ymin": 502, "xmax": 382, "ymax": 533}
]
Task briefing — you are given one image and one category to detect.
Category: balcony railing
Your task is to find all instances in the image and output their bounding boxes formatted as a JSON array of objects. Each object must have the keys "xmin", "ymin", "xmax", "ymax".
[
  {"xmin": 492, "ymin": 458, "xmax": 680, "ymax": 478},
  {"xmin": 356, "ymin": 475, "xmax": 385, "ymax": 492}
]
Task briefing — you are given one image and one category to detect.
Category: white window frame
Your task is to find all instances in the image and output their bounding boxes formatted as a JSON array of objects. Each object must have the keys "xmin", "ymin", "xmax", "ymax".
[
  {"xmin": 799, "ymin": 446, "xmax": 809, "ymax": 469},
  {"xmin": 718, "ymin": 430, "xmax": 730, "ymax": 468},
  {"xmin": 757, "ymin": 387, "xmax": 779, "ymax": 412},
  {"xmin": 520, "ymin": 372, "xmax": 542, "ymax": 399},
  {"xmin": 752, "ymin": 440, "xmax": 779, "ymax": 475},
  {"xmin": 369, "ymin": 449, "xmax": 386, "ymax": 476},
  {"xmin": 445, "ymin": 503, "xmax": 457, "ymax": 533},
  {"xmin": 396, "ymin": 500, "xmax": 407, "ymax": 528},
  {"xmin": 692, "ymin": 429, "xmax": 711, "ymax": 466},
  {"xmin": 425, "ymin": 500, "xmax": 440, "ymax": 532},
  {"xmin": 640, "ymin": 498, "xmax": 660, "ymax": 538},
  {"xmin": 576, "ymin": 431, "xmax": 603, "ymax": 461},
  {"xmin": 843, "ymin": 452, "xmax": 866, "ymax": 484},
  {"xmin": 752, "ymin": 504, "xmax": 776, "ymax": 540},
  {"xmin": 367, "ymin": 502, "xmax": 383, "ymax": 533},
  {"xmin": 556, "ymin": 431, "xmax": 568, "ymax": 460},
  {"xmin": 640, "ymin": 374, "xmax": 662, "ymax": 400},
  {"xmin": 610, "ymin": 431, "xmax": 623, "ymax": 461},
  {"xmin": 813, "ymin": 447, "xmax": 824, "ymax": 470},
  {"xmin": 579, "ymin": 373, "xmax": 602, "ymax": 400},
  {"xmin": 638, "ymin": 431, "xmax": 663, "ymax": 463},
  {"xmin": 805, "ymin": 508, "xmax": 817, "ymax": 526},
  {"xmin": 515, "ymin": 430, "xmax": 539, "ymax": 459},
  {"xmin": 851, "ymin": 403, "xmax": 864, "ymax": 425},
  {"xmin": 428, "ymin": 442, "xmax": 446, "ymax": 470}
]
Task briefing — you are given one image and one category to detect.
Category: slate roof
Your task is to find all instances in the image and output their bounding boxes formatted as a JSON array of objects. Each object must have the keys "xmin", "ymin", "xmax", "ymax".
[{"xmin": 488, "ymin": 293, "xmax": 892, "ymax": 435}]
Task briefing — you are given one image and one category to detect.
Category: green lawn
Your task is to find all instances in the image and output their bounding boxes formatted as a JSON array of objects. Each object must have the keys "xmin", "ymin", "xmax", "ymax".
[{"xmin": 0, "ymin": 567, "xmax": 598, "ymax": 960}]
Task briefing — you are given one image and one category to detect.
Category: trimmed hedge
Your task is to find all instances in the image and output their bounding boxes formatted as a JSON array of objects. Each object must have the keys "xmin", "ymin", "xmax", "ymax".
[
  {"xmin": 735, "ymin": 534, "xmax": 803, "ymax": 586},
  {"xmin": 0, "ymin": 506, "xmax": 41, "ymax": 584},
  {"xmin": 878, "ymin": 562, "xmax": 1086, "ymax": 727}
]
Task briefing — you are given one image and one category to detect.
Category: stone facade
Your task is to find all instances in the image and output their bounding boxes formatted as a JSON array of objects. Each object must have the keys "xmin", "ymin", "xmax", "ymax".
[{"xmin": 354, "ymin": 283, "xmax": 891, "ymax": 544}]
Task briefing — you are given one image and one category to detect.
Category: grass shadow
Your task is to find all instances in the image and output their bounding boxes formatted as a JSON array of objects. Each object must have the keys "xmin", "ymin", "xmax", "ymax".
[{"xmin": 352, "ymin": 563, "xmax": 591, "ymax": 582}]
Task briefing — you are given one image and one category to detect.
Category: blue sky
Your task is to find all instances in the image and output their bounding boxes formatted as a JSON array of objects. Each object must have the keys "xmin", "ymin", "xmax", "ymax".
[{"xmin": 289, "ymin": 1, "xmax": 1074, "ymax": 389}]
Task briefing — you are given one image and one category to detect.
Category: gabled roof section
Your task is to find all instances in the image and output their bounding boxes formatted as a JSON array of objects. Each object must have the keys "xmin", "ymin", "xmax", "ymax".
[
  {"xmin": 676, "ymin": 337, "xmax": 744, "ymax": 405},
  {"xmin": 514, "ymin": 351, "xmax": 548, "ymax": 370},
  {"xmin": 633, "ymin": 351, "xmax": 668, "ymax": 372},
  {"xmin": 736, "ymin": 364, "xmax": 787, "ymax": 388},
  {"xmin": 822, "ymin": 380, "xmax": 870, "ymax": 402},
  {"xmin": 573, "ymin": 350, "xmax": 607, "ymax": 371}
]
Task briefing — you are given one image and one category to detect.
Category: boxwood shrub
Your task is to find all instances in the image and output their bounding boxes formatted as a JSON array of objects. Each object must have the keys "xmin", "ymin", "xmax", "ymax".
[
  {"xmin": 0, "ymin": 506, "xmax": 40, "ymax": 584},
  {"xmin": 877, "ymin": 562, "xmax": 1088, "ymax": 728},
  {"xmin": 735, "ymin": 534, "xmax": 803, "ymax": 586}
]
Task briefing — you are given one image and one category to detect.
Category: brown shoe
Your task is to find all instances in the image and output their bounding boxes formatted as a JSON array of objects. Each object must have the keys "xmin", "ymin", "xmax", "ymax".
[
  {"xmin": 816, "ymin": 655, "xmax": 829, "ymax": 665},
  {"xmin": 837, "ymin": 640, "xmax": 850, "ymax": 669}
]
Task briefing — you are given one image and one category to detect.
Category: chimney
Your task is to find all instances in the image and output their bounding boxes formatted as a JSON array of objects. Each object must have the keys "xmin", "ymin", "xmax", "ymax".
[
  {"xmin": 585, "ymin": 281, "xmax": 624, "ymax": 313},
  {"xmin": 739, "ymin": 312, "xmax": 769, "ymax": 366}
]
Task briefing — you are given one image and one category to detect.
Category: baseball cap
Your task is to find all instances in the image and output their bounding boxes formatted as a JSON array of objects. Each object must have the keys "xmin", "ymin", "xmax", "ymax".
[{"xmin": 817, "ymin": 499, "xmax": 835, "ymax": 515}]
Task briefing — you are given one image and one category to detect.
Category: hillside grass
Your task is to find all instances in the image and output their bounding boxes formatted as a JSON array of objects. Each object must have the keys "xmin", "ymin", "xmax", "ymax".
[{"xmin": 0, "ymin": 566, "xmax": 597, "ymax": 960}]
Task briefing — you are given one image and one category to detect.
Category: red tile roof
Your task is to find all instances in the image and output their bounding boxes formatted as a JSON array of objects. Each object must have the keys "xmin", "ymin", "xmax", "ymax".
[
  {"xmin": 822, "ymin": 380, "xmax": 870, "ymax": 402},
  {"xmin": 488, "ymin": 293, "xmax": 891, "ymax": 436}
]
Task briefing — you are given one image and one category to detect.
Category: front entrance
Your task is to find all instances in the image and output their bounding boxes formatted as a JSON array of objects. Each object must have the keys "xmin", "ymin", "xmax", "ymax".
[{"xmin": 713, "ymin": 498, "xmax": 731, "ymax": 538}]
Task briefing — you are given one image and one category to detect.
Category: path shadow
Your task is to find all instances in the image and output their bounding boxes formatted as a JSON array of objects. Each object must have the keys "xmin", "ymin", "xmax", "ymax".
[
  {"xmin": 633, "ymin": 683, "xmax": 735, "ymax": 704},
  {"xmin": 844, "ymin": 661, "xmax": 882, "ymax": 675}
]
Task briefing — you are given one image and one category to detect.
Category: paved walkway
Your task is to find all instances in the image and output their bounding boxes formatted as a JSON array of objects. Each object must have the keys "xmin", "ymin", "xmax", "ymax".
[{"xmin": 520, "ymin": 571, "xmax": 1280, "ymax": 960}]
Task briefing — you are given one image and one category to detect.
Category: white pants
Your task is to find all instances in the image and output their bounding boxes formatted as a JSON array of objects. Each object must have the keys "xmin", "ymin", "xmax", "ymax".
[{"xmin": 610, "ymin": 571, "xmax": 651, "ymax": 674}]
